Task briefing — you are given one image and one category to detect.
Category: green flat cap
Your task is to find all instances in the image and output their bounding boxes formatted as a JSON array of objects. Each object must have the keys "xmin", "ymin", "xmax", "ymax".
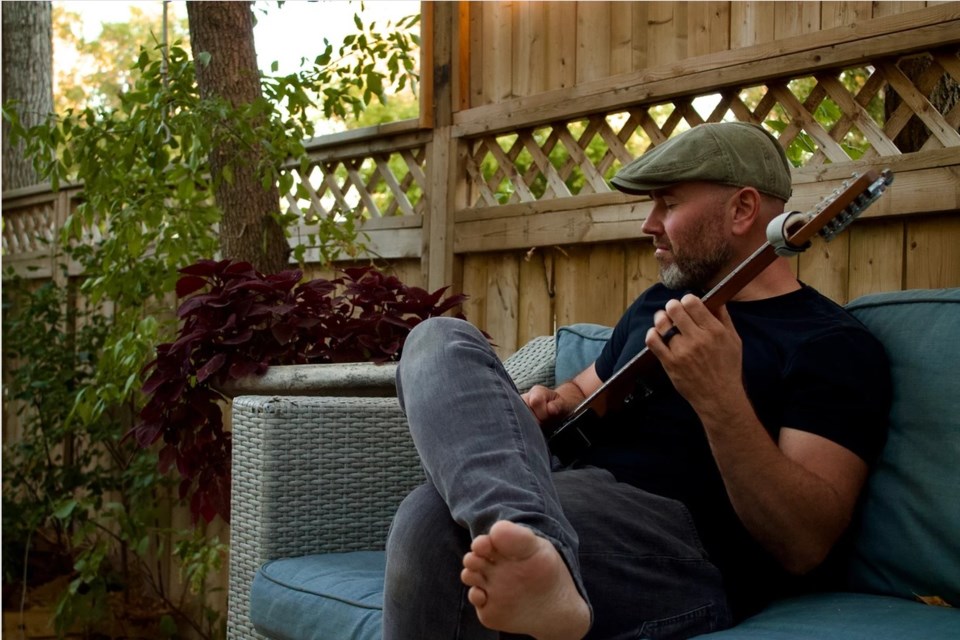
[{"xmin": 611, "ymin": 122, "xmax": 793, "ymax": 201}]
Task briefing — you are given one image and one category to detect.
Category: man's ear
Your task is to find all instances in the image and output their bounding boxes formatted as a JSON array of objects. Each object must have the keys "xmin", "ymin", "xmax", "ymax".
[{"xmin": 728, "ymin": 187, "xmax": 762, "ymax": 237}]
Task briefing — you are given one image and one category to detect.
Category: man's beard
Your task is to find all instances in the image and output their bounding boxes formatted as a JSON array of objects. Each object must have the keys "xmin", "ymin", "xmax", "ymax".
[{"xmin": 657, "ymin": 223, "xmax": 734, "ymax": 291}]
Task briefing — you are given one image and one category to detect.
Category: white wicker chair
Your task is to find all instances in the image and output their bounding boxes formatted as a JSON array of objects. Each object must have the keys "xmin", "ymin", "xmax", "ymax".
[{"xmin": 226, "ymin": 335, "xmax": 557, "ymax": 639}]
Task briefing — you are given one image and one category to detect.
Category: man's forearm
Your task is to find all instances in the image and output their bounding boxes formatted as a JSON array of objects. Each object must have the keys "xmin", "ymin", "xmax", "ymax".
[
  {"xmin": 696, "ymin": 392, "xmax": 855, "ymax": 574},
  {"xmin": 551, "ymin": 380, "xmax": 588, "ymax": 418}
]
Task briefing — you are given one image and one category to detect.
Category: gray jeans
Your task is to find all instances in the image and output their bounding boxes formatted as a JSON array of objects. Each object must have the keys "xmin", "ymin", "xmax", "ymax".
[{"xmin": 384, "ymin": 317, "xmax": 732, "ymax": 639}]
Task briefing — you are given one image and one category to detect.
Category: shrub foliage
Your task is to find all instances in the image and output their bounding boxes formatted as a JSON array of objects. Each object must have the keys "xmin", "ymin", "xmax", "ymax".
[{"xmin": 136, "ymin": 260, "xmax": 466, "ymax": 522}]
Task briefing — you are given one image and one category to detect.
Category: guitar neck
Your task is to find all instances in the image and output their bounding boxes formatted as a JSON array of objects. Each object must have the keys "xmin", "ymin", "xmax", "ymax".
[{"xmin": 567, "ymin": 243, "xmax": 778, "ymax": 423}]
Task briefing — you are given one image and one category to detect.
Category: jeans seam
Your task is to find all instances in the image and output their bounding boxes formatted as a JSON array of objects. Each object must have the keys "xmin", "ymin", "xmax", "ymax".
[{"xmin": 492, "ymin": 358, "xmax": 549, "ymax": 524}]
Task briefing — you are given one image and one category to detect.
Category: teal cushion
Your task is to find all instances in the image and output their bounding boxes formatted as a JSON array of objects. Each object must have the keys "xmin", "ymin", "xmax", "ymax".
[
  {"xmin": 695, "ymin": 592, "xmax": 960, "ymax": 639},
  {"xmin": 844, "ymin": 289, "xmax": 960, "ymax": 607},
  {"xmin": 554, "ymin": 323, "xmax": 612, "ymax": 382},
  {"xmin": 251, "ymin": 551, "xmax": 384, "ymax": 640}
]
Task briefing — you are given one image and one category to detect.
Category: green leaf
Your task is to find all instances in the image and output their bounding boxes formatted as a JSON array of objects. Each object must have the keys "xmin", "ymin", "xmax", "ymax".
[
  {"xmin": 54, "ymin": 498, "xmax": 79, "ymax": 520},
  {"xmin": 159, "ymin": 615, "xmax": 178, "ymax": 637}
]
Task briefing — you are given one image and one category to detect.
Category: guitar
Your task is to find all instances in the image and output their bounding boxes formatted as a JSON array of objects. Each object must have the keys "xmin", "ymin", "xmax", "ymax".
[{"xmin": 546, "ymin": 168, "xmax": 895, "ymax": 465}]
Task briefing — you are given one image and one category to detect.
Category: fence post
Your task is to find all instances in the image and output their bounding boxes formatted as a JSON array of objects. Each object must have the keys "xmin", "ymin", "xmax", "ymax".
[{"xmin": 421, "ymin": 1, "xmax": 463, "ymax": 293}]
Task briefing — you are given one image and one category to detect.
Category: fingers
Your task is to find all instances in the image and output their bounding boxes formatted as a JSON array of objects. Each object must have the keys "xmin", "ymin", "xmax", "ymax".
[
  {"xmin": 646, "ymin": 294, "xmax": 726, "ymax": 354},
  {"xmin": 653, "ymin": 309, "xmax": 673, "ymax": 336},
  {"xmin": 653, "ymin": 294, "xmax": 713, "ymax": 338},
  {"xmin": 664, "ymin": 294, "xmax": 713, "ymax": 333},
  {"xmin": 714, "ymin": 301, "xmax": 735, "ymax": 331},
  {"xmin": 523, "ymin": 385, "xmax": 561, "ymax": 424}
]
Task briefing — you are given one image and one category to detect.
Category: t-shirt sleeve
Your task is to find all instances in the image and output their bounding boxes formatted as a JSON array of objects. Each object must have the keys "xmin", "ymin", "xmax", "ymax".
[
  {"xmin": 780, "ymin": 328, "xmax": 891, "ymax": 463},
  {"xmin": 594, "ymin": 291, "xmax": 659, "ymax": 381},
  {"xmin": 595, "ymin": 317, "xmax": 628, "ymax": 381}
]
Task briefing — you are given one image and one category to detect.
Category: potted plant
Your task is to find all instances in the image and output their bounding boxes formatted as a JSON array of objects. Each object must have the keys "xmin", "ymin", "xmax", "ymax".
[{"xmin": 133, "ymin": 259, "xmax": 467, "ymax": 524}]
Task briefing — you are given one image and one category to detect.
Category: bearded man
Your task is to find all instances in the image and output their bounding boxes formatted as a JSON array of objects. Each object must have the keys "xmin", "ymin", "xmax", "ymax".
[{"xmin": 383, "ymin": 122, "xmax": 891, "ymax": 640}]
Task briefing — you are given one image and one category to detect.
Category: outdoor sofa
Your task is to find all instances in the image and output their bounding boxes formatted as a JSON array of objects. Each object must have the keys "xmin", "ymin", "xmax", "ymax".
[{"xmin": 227, "ymin": 288, "xmax": 960, "ymax": 639}]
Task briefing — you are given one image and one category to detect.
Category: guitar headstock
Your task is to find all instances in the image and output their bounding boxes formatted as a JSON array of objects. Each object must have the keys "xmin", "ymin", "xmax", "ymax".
[
  {"xmin": 769, "ymin": 169, "xmax": 894, "ymax": 256},
  {"xmin": 817, "ymin": 169, "xmax": 894, "ymax": 242}
]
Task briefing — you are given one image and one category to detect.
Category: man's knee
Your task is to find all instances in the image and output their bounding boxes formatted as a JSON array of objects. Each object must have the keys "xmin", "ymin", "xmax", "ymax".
[
  {"xmin": 388, "ymin": 484, "xmax": 466, "ymax": 560},
  {"xmin": 399, "ymin": 317, "xmax": 489, "ymax": 397},
  {"xmin": 405, "ymin": 316, "xmax": 481, "ymax": 358}
]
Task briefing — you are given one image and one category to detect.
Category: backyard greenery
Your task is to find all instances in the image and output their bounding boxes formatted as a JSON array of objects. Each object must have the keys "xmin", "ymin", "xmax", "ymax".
[{"xmin": 2, "ymin": 4, "xmax": 420, "ymax": 636}]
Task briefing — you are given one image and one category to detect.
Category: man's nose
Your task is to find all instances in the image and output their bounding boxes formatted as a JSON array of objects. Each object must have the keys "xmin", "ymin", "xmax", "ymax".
[{"xmin": 641, "ymin": 206, "xmax": 662, "ymax": 236}]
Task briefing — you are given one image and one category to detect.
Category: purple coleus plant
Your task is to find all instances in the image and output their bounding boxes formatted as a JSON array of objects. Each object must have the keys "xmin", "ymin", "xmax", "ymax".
[{"xmin": 134, "ymin": 259, "xmax": 467, "ymax": 523}]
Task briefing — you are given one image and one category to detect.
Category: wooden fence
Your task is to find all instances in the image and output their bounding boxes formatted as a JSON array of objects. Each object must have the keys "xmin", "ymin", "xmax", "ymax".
[
  {"xmin": 6, "ymin": 3, "xmax": 959, "ymax": 356},
  {"xmin": 446, "ymin": 1, "xmax": 960, "ymax": 354}
]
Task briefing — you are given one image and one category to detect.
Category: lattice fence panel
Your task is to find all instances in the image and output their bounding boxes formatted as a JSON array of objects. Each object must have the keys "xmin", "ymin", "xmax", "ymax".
[
  {"xmin": 280, "ymin": 145, "xmax": 428, "ymax": 227},
  {"xmin": 2, "ymin": 199, "xmax": 57, "ymax": 259},
  {"xmin": 464, "ymin": 47, "xmax": 960, "ymax": 208}
]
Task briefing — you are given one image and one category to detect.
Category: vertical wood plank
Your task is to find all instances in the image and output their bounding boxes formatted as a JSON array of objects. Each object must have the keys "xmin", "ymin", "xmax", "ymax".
[
  {"xmin": 609, "ymin": 0, "xmax": 635, "ymax": 76},
  {"xmin": 424, "ymin": 2, "xmax": 459, "ymax": 292},
  {"xmin": 462, "ymin": 252, "xmax": 520, "ymax": 358},
  {"xmin": 462, "ymin": 253, "xmax": 490, "ymax": 333},
  {"xmin": 905, "ymin": 215, "xmax": 960, "ymax": 289},
  {"xmin": 490, "ymin": 253, "xmax": 522, "ymax": 357},
  {"xmin": 421, "ymin": 127, "xmax": 458, "ymax": 289},
  {"xmin": 456, "ymin": 2, "xmax": 472, "ymax": 111},
  {"xmin": 775, "ymin": 0, "xmax": 821, "ymax": 39},
  {"xmin": 798, "ymin": 233, "xmax": 852, "ymax": 304},
  {"xmin": 420, "ymin": 1, "xmax": 435, "ymax": 128},
  {"xmin": 624, "ymin": 240, "xmax": 660, "ymax": 306},
  {"xmin": 554, "ymin": 244, "xmax": 626, "ymax": 328},
  {"xmin": 871, "ymin": 1, "xmax": 908, "ymax": 18},
  {"xmin": 630, "ymin": 1, "xmax": 650, "ymax": 71},
  {"xmin": 544, "ymin": 0, "xmax": 577, "ymax": 91},
  {"xmin": 645, "ymin": 2, "xmax": 687, "ymax": 68},
  {"xmin": 513, "ymin": 0, "xmax": 547, "ymax": 97},
  {"xmin": 730, "ymin": 0, "xmax": 777, "ymax": 48},
  {"xmin": 848, "ymin": 220, "xmax": 905, "ymax": 298},
  {"xmin": 481, "ymin": 0, "xmax": 513, "ymax": 102},
  {"xmin": 390, "ymin": 258, "xmax": 426, "ymax": 289},
  {"xmin": 821, "ymin": 1, "xmax": 874, "ymax": 30},
  {"xmin": 469, "ymin": 0, "xmax": 485, "ymax": 107},
  {"xmin": 576, "ymin": 1, "xmax": 612, "ymax": 83},
  {"xmin": 687, "ymin": 1, "xmax": 731, "ymax": 58},
  {"xmin": 518, "ymin": 248, "xmax": 556, "ymax": 347},
  {"xmin": 672, "ymin": 1, "xmax": 690, "ymax": 64}
]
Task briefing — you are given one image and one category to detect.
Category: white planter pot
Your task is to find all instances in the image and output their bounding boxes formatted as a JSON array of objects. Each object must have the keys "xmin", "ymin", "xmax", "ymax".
[{"xmin": 220, "ymin": 362, "xmax": 398, "ymax": 398}]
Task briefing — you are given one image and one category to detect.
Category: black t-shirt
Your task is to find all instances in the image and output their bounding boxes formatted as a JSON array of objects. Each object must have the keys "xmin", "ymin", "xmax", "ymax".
[{"xmin": 589, "ymin": 283, "xmax": 891, "ymax": 618}]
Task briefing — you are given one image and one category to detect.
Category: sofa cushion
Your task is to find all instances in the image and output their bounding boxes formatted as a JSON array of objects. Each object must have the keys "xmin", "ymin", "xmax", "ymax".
[
  {"xmin": 555, "ymin": 323, "xmax": 612, "ymax": 382},
  {"xmin": 251, "ymin": 551, "xmax": 384, "ymax": 640},
  {"xmin": 695, "ymin": 592, "xmax": 960, "ymax": 639},
  {"xmin": 844, "ymin": 289, "xmax": 960, "ymax": 607}
]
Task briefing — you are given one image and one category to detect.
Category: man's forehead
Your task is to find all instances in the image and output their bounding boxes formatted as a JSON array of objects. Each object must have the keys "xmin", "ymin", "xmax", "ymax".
[{"xmin": 649, "ymin": 181, "xmax": 735, "ymax": 199}]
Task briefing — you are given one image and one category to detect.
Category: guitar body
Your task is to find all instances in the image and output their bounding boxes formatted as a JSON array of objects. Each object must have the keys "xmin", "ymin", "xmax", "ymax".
[{"xmin": 546, "ymin": 169, "xmax": 894, "ymax": 465}]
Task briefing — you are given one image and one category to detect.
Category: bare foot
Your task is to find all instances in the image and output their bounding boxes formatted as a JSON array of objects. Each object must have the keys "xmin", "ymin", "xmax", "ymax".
[{"xmin": 461, "ymin": 520, "xmax": 590, "ymax": 640}]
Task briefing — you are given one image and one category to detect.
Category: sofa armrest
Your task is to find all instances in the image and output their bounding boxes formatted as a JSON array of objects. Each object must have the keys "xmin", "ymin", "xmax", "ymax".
[
  {"xmin": 503, "ymin": 335, "xmax": 556, "ymax": 392},
  {"xmin": 228, "ymin": 394, "xmax": 422, "ymax": 639}
]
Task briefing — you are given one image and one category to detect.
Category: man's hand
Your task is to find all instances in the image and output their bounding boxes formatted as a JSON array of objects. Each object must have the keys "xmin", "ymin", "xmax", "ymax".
[
  {"xmin": 645, "ymin": 293, "xmax": 746, "ymax": 416},
  {"xmin": 522, "ymin": 385, "xmax": 568, "ymax": 426},
  {"xmin": 522, "ymin": 366, "xmax": 601, "ymax": 428}
]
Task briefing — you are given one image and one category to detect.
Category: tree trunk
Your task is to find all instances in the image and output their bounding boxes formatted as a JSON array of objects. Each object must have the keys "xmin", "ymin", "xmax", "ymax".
[
  {"xmin": 186, "ymin": 0, "xmax": 290, "ymax": 274},
  {"xmin": 2, "ymin": 1, "xmax": 53, "ymax": 191},
  {"xmin": 885, "ymin": 54, "xmax": 960, "ymax": 153}
]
